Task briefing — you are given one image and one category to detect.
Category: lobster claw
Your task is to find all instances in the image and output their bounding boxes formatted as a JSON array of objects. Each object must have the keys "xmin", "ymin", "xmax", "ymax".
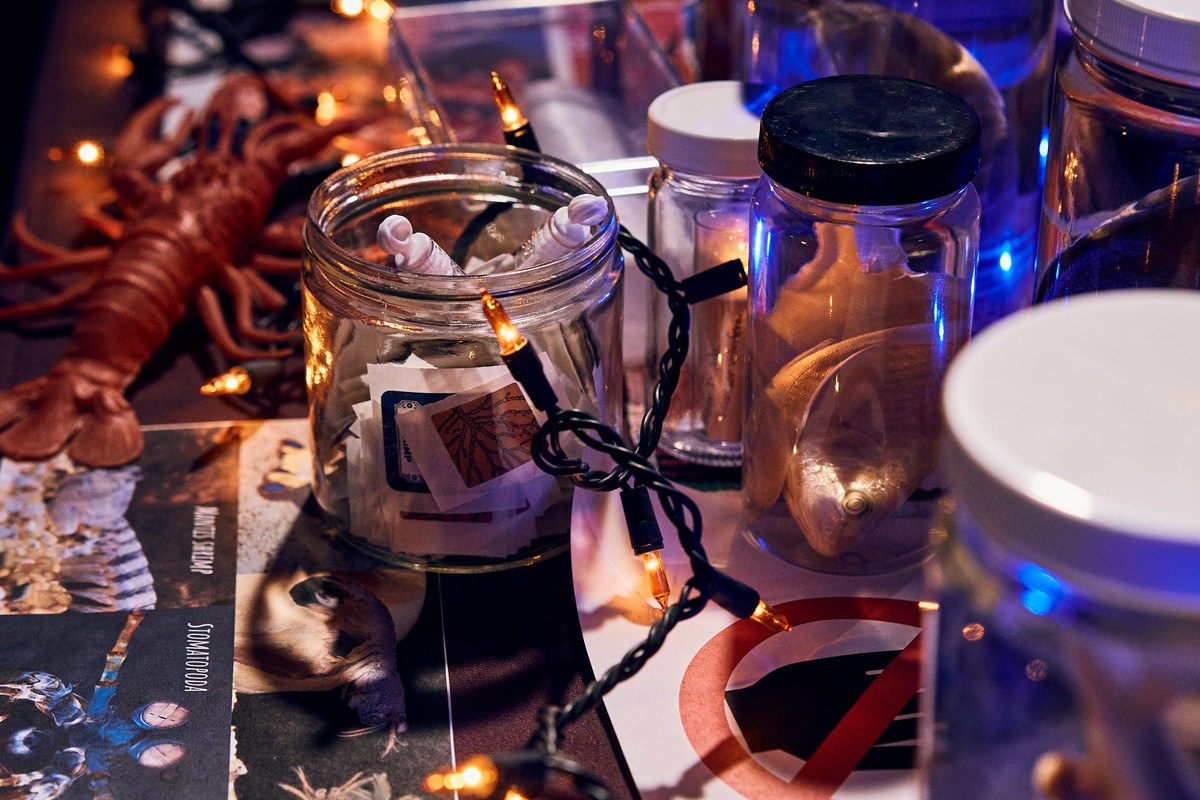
[{"xmin": 110, "ymin": 95, "xmax": 196, "ymax": 210}]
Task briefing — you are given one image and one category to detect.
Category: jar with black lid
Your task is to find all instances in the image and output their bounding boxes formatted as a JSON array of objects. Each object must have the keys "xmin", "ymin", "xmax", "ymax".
[{"xmin": 743, "ymin": 75, "xmax": 980, "ymax": 575}]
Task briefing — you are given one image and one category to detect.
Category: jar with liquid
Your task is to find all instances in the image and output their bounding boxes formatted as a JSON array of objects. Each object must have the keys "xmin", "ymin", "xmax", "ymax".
[
  {"xmin": 303, "ymin": 145, "xmax": 623, "ymax": 571},
  {"xmin": 1036, "ymin": 0, "xmax": 1200, "ymax": 301},
  {"xmin": 739, "ymin": 0, "xmax": 1057, "ymax": 332},
  {"xmin": 743, "ymin": 75, "xmax": 979, "ymax": 574},
  {"xmin": 924, "ymin": 290, "xmax": 1200, "ymax": 800},
  {"xmin": 646, "ymin": 81, "xmax": 763, "ymax": 467}
]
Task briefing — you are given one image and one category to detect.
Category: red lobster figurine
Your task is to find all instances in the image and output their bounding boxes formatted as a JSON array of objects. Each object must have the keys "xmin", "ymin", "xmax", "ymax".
[{"xmin": 0, "ymin": 73, "xmax": 368, "ymax": 468}]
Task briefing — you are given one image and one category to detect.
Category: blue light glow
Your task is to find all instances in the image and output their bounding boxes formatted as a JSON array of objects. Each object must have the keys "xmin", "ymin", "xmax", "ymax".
[
  {"xmin": 1017, "ymin": 564, "xmax": 1065, "ymax": 616},
  {"xmin": 1021, "ymin": 588, "xmax": 1056, "ymax": 616},
  {"xmin": 999, "ymin": 246, "xmax": 1013, "ymax": 272},
  {"xmin": 1038, "ymin": 126, "xmax": 1050, "ymax": 183}
]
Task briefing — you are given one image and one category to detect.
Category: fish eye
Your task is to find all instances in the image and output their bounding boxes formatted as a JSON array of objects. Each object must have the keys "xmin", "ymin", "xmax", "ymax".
[{"xmin": 841, "ymin": 490, "xmax": 872, "ymax": 516}]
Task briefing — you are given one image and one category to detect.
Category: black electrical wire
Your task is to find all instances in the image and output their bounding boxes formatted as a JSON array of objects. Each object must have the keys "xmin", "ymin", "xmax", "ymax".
[{"xmin": 486, "ymin": 226, "xmax": 768, "ymax": 798}]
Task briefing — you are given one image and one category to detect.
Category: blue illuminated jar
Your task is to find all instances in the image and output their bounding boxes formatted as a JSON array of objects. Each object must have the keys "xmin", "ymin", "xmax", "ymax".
[
  {"xmin": 923, "ymin": 290, "xmax": 1200, "ymax": 799},
  {"xmin": 743, "ymin": 75, "xmax": 979, "ymax": 574}
]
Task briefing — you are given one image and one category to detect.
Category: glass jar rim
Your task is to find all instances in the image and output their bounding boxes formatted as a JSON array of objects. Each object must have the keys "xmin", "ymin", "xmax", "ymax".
[{"xmin": 304, "ymin": 143, "xmax": 619, "ymax": 302}]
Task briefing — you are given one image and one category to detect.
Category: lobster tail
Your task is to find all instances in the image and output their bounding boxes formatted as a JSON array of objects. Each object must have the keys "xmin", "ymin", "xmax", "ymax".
[
  {"xmin": 0, "ymin": 372, "xmax": 142, "ymax": 467},
  {"xmin": 68, "ymin": 388, "xmax": 142, "ymax": 468},
  {"xmin": 0, "ymin": 375, "xmax": 82, "ymax": 462}
]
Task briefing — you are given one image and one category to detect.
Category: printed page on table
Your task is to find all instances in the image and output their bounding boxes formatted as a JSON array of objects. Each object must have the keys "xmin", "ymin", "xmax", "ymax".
[
  {"xmin": 0, "ymin": 419, "xmax": 452, "ymax": 800},
  {"xmin": 571, "ymin": 488, "xmax": 926, "ymax": 800}
]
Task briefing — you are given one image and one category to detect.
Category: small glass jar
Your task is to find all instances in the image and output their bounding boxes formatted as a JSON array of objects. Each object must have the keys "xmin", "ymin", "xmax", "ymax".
[
  {"xmin": 743, "ymin": 75, "xmax": 979, "ymax": 574},
  {"xmin": 1035, "ymin": 0, "xmax": 1200, "ymax": 301},
  {"xmin": 923, "ymin": 290, "xmax": 1200, "ymax": 800},
  {"xmin": 646, "ymin": 81, "xmax": 763, "ymax": 467},
  {"xmin": 303, "ymin": 144, "xmax": 623, "ymax": 572}
]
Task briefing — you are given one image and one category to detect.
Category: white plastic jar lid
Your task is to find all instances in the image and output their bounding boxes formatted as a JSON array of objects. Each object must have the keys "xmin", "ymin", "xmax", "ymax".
[
  {"xmin": 942, "ymin": 290, "xmax": 1200, "ymax": 615},
  {"xmin": 646, "ymin": 81, "xmax": 763, "ymax": 179},
  {"xmin": 1066, "ymin": 0, "xmax": 1200, "ymax": 87}
]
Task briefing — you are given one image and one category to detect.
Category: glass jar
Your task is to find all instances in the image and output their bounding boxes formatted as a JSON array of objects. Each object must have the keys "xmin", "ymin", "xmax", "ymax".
[
  {"xmin": 924, "ymin": 289, "xmax": 1200, "ymax": 800},
  {"xmin": 1035, "ymin": 0, "xmax": 1200, "ymax": 302},
  {"xmin": 303, "ymin": 144, "xmax": 623, "ymax": 572},
  {"xmin": 738, "ymin": 0, "xmax": 1057, "ymax": 333},
  {"xmin": 646, "ymin": 81, "xmax": 763, "ymax": 467},
  {"xmin": 743, "ymin": 75, "xmax": 979, "ymax": 575}
]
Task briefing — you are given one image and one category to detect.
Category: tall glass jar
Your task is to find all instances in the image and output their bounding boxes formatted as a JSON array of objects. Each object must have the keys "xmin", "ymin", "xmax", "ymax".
[
  {"xmin": 1036, "ymin": 0, "xmax": 1200, "ymax": 301},
  {"xmin": 303, "ymin": 145, "xmax": 623, "ymax": 572},
  {"xmin": 924, "ymin": 290, "xmax": 1200, "ymax": 800},
  {"xmin": 646, "ymin": 81, "xmax": 763, "ymax": 468},
  {"xmin": 738, "ymin": 0, "xmax": 1057, "ymax": 333},
  {"xmin": 743, "ymin": 75, "xmax": 979, "ymax": 575}
]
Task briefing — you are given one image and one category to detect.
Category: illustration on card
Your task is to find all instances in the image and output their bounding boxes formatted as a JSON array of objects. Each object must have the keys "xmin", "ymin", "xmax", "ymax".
[
  {"xmin": 230, "ymin": 566, "xmax": 449, "ymax": 799},
  {"xmin": 0, "ymin": 607, "xmax": 234, "ymax": 799},
  {"xmin": 0, "ymin": 422, "xmax": 243, "ymax": 615}
]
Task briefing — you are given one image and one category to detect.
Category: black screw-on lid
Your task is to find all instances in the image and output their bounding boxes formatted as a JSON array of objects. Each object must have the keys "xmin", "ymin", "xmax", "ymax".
[{"xmin": 758, "ymin": 75, "xmax": 981, "ymax": 205}]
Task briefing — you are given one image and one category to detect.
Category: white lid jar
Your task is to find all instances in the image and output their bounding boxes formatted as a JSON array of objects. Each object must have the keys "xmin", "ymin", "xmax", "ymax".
[
  {"xmin": 923, "ymin": 290, "xmax": 1200, "ymax": 799},
  {"xmin": 1035, "ymin": 0, "xmax": 1200, "ymax": 303},
  {"xmin": 645, "ymin": 81, "xmax": 764, "ymax": 468}
]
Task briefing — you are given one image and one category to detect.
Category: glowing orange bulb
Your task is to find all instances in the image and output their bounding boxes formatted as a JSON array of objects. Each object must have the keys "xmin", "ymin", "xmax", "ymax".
[
  {"xmin": 75, "ymin": 141, "xmax": 104, "ymax": 165},
  {"xmin": 107, "ymin": 44, "xmax": 134, "ymax": 79},
  {"xmin": 490, "ymin": 71, "xmax": 528, "ymax": 132},
  {"xmin": 332, "ymin": 0, "xmax": 364, "ymax": 15},
  {"xmin": 341, "ymin": 153, "xmax": 361, "ymax": 167},
  {"xmin": 315, "ymin": 91, "xmax": 337, "ymax": 125},
  {"xmin": 641, "ymin": 550, "xmax": 670, "ymax": 610},
  {"xmin": 480, "ymin": 291, "xmax": 527, "ymax": 356},
  {"xmin": 200, "ymin": 366, "xmax": 251, "ymax": 397},
  {"xmin": 423, "ymin": 757, "xmax": 499, "ymax": 797},
  {"xmin": 750, "ymin": 600, "xmax": 792, "ymax": 632},
  {"xmin": 368, "ymin": 0, "xmax": 392, "ymax": 19}
]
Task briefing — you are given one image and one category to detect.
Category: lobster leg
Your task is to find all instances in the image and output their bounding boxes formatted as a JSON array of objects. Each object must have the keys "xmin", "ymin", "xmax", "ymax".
[
  {"xmin": 10, "ymin": 212, "xmax": 75, "ymax": 258},
  {"xmin": 250, "ymin": 253, "xmax": 302, "ymax": 275},
  {"xmin": 237, "ymin": 267, "xmax": 287, "ymax": 311},
  {"xmin": 196, "ymin": 286, "xmax": 295, "ymax": 361},
  {"xmin": 218, "ymin": 266, "xmax": 295, "ymax": 344},
  {"xmin": 0, "ymin": 272, "xmax": 102, "ymax": 321},
  {"xmin": 0, "ymin": 249, "xmax": 108, "ymax": 280},
  {"xmin": 257, "ymin": 217, "xmax": 305, "ymax": 254}
]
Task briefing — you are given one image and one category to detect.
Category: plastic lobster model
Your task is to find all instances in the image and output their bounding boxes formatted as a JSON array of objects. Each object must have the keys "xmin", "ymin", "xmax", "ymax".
[{"xmin": 0, "ymin": 73, "xmax": 371, "ymax": 468}]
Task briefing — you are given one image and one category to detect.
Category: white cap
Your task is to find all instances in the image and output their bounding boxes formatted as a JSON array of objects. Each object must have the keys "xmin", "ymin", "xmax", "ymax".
[
  {"xmin": 646, "ymin": 81, "xmax": 763, "ymax": 179},
  {"xmin": 942, "ymin": 290, "xmax": 1200, "ymax": 615},
  {"xmin": 1066, "ymin": 0, "xmax": 1200, "ymax": 86}
]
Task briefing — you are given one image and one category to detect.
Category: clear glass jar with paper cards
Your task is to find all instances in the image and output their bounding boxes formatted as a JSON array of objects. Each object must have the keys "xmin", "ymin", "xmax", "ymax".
[
  {"xmin": 646, "ymin": 81, "xmax": 763, "ymax": 467},
  {"xmin": 923, "ymin": 291, "xmax": 1200, "ymax": 800},
  {"xmin": 743, "ymin": 75, "xmax": 979, "ymax": 575},
  {"xmin": 1035, "ymin": 0, "xmax": 1200, "ymax": 302},
  {"xmin": 303, "ymin": 144, "xmax": 623, "ymax": 572}
]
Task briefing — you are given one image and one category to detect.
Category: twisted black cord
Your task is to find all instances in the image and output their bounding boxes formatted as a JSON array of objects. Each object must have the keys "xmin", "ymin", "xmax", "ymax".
[{"xmin": 519, "ymin": 229, "xmax": 740, "ymax": 764}]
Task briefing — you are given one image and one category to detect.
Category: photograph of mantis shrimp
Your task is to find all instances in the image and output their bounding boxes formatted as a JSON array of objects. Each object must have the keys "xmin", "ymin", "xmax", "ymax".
[
  {"xmin": 0, "ymin": 422, "xmax": 245, "ymax": 615},
  {"xmin": 0, "ymin": 607, "xmax": 235, "ymax": 799}
]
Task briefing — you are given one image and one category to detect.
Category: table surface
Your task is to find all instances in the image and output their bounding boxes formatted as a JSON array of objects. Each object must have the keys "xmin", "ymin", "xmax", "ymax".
[{"xmin": 0, "ymin": 1, "xmax": 636, "ymax": 797}]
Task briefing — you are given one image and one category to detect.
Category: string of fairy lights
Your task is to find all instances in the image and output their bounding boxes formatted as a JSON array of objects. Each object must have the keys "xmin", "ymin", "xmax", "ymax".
[{"xmin": 416, "ymin": 76, "xmax": 792, "ymax": 800}]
